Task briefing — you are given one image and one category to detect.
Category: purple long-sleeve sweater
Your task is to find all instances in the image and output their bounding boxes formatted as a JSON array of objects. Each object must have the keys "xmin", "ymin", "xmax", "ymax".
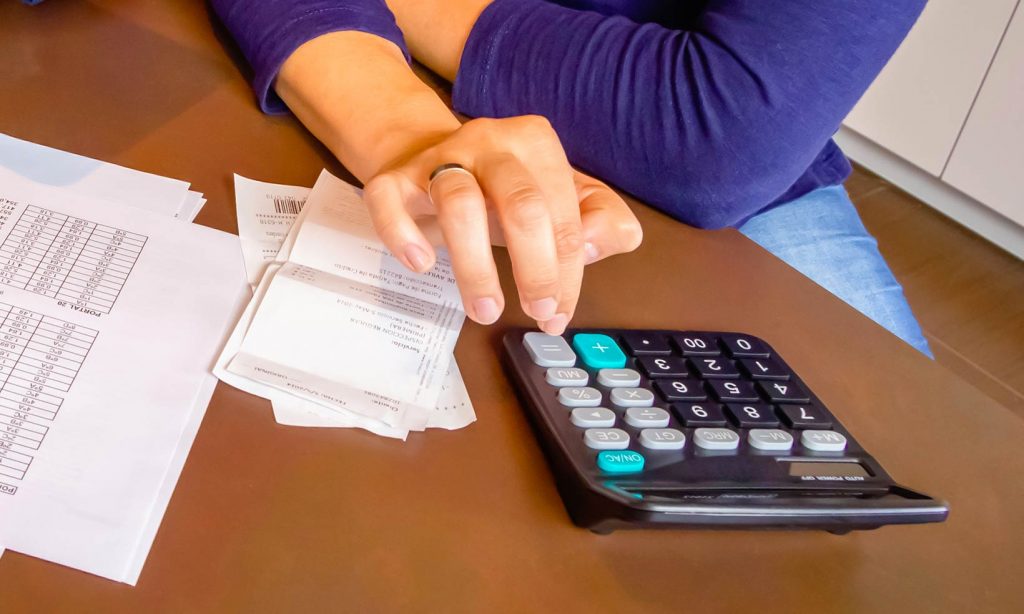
[{"xmin": 211, "ymin": 0, "xmax": 925, "ymax": 228}]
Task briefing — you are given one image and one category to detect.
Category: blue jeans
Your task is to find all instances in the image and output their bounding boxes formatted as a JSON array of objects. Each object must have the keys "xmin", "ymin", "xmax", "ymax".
[{"xmin": 738, "ymin": 184, "xmax": 933, "ymax": 358}]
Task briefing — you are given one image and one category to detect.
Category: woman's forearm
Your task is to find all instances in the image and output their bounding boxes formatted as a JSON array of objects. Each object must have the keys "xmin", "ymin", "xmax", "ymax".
[{"xmin": 276, "ymin": 30, "xmax": 461, "ymax": 181}]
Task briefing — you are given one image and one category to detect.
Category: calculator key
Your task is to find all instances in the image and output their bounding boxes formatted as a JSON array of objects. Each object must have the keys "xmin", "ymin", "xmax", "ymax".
[
  {"xmin": 570, "ymin": 407, "xmax": 616, "ymax": 428},
  {"xmin": 572, "ymin": 333, "xmax": 627, "ymax": 369},
  {"xmin": 724, "ymin": 404, "xmax": 780, "ymax": 428},
  {"xmin": 584, "ymin": 428, "xmax": 630, "ymax": 450},
  {"xmin": 708, "ymin": 380, "xmax": 760, "ymax": 402},
  {"xmin": 624, "ymin": 407, "xmax": 671, "ymax": 428},
  {"xmin": 620, "ymin": 332, "xmax": 672, "ymax": 355},
  {"xmin": 777, "ymin": 404, "xmax": 833, "ymax": 429},
  {"xmin": 694, "ymin": 428, "xmax": 740, "ymax": 450},
  {"xmin": 639, "ymin": 428, "xmax": 686, "ymax": 450},
  {"xmin": 747, "ymin": 429, "xmax": 794, "ymax": 451},
  {"xmin": 738, "ymin": 357, "xmax": 789, "ymax": 380},
  {"xmin": 720, "ymin": 334, "xmax": 771, "ymax": 358},
  {"xmin": 654, "ymin": 379, "xmax": 707, "ymax": 401},
  {"xmin": 690, "ymin": 357, "xmax": 739, "ymax": 379},
  {"xmin": 597, "ymin": 368, "xmax": 641, "ymax": 388},
  {"xmin": 801, "ymin": 430, "xmax": 847, "ymax": 452},
  {"xmin": 558, "ymin": 387, "xmax": 602, "ymax": 407},
  {"xmin": 637, "ymin": 356, "xmax": 688, "ymax": 378},
  {"xmin": 523, "ymin": 332, "xmax": 577, "ymax": 367},
  {"xmin": 596, "ymin": 449, "xmax": 645, "ymax": 473},
  {"xmin": 757, "ymin": 380, "xmax": 810, "ymax": 403},
  {"xmin": 672, "ymin": 333, "xmax": 720, "ymax": 356},
  {"xmin": 673, "ymin": 403, "xmax": 728, "ymax": 427},
  {"xmin": 610, "ymin": 387, "xmax": 656, "ymax": 408},
  {"xmin": 546, "ymin": 367, "xmax": 589, "ymax": 387}
]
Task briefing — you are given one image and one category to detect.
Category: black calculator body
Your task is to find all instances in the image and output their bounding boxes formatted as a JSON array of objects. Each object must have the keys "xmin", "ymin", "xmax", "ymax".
[{"xmin": 502, "ymin": 328, "xmax": 948, "ymax": 534}]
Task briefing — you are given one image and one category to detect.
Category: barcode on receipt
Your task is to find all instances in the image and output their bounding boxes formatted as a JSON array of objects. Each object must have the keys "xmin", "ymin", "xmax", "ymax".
[{"xmin": 273, "ymin": 196, "xmax": 306, "ymax": 215}]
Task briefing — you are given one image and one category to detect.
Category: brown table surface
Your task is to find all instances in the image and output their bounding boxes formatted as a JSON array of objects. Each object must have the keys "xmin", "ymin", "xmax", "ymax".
[{"xmin": 2, "ymin": 2, "xmax": 1022, "ymax": 612}]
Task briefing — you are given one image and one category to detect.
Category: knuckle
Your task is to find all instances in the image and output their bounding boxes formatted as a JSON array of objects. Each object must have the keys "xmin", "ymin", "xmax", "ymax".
[
  {"xmin": 362, "ymin": 174, "xmax": 390, "ymax": 203},
  {"xmin": 521, "ymin": 273, "xmax": 560, "ymax": 298},
  {"xmin": 372, "ymin": 217, "xmax": 405, "ymax": 244},
  {"xmin": 552, "ymin": 220, "xmax": 585, "ymax": 258},
  {"xmin": 618, "ymin": 218, "xmax": 644, "ymax": 252},
  {"xmin": 459, "ymin": 268, "xmax": 497, "ymax": 290},
  {"xmin": 436, "ymin": 193, "xmax": 483, "ymax": 229},
  {"xmin": 503, "ymin": 187, "xmax": 549, "ymax": 228},
  {"xmin": 518, "ymin": 114, "xmax": 554, "ymax": 135}
]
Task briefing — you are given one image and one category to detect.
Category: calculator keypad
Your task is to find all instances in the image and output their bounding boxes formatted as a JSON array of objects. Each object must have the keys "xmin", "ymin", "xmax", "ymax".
[{"xmin": 522, "ymin": 330, "xmax": 851, "ymax": 475}]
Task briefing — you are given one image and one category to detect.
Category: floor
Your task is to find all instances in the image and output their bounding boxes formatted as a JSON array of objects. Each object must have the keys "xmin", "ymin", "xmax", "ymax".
[{"xmin": 846, "ymin": 165, "xmax": 1024, "ymax": 418}]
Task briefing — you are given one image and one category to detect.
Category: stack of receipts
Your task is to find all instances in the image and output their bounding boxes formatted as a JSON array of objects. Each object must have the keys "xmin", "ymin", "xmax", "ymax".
[
  {"xmin": 0, "ymin": 134, "xmax": 248, "ymax": 584},
  {"xmin": 216, "ymin": 170, "xmax": 476, "ymax": 439}
]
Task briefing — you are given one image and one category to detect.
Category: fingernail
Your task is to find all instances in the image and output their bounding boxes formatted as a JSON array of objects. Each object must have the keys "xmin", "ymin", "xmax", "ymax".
[
  {"xmin": 472, "ymin": 297, "xmax": 501, "ymax": 325},
  {"xmin": 584, "ymin": 242, "xmax": 599, "ymax": 265},
  {"xmin": 529, "ymin": 297, "xmax": 558, "ymax": 321},
  {"xmin": 540, "ymin": 313, "xmax": 569, "ymax": 335},
  {"xmin": 404, "ymin": 244, "xmax": 430, "ymax": 272}
]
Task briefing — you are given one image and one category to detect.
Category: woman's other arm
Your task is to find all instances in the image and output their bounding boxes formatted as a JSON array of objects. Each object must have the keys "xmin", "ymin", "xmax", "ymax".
[{"xmin": 388, "ymin": 0, "xmax": 926, "ymax": 228}]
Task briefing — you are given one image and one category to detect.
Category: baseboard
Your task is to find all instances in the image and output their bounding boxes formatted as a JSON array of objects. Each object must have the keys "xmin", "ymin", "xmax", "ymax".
[{"xmin": 835, "ymin": 126, "xmax": 1024, "ymax": 261}]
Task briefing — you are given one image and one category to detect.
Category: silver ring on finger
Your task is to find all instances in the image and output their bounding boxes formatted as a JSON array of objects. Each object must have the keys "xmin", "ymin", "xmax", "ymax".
[{"xmin": 427, "ymin": 163, "xmax": 475, "ymax": 204}]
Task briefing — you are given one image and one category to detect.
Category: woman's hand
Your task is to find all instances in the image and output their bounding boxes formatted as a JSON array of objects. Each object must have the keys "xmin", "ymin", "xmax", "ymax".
[
  {"xmin": 363, "ymin": 115, "xmax": 642, "ymax": 334},
  {"xmin": 277, "ymin": 32, "xmax": 640, "ymax": 334}
]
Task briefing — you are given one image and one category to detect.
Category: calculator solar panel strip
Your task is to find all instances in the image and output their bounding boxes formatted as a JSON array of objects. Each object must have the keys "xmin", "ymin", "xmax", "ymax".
[{"xmin": 502, "ymin": 328, "xmax": 949, "ymax": 534}]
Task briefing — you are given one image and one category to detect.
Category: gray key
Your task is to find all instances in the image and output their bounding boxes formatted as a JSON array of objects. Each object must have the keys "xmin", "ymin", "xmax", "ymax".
[
  {"xmin": 639, "ymin": 428, "xmax": 686, "ymax": 450},
  {"xmin": 570, "ymin": 407, "xmax": 616, "ymax": 428},
  {"xmin": 694, "ymin": 428, "xmax": 740, "ymax": 450},
  {"xmin": 624, "ymin": 407, "xmax": 671, "ymax": 428},
  {"xmin": 523, "ymin": 332, "xmax": 577, "ymax": 367},
  {"xmin": 597, "ymin": 368, "xmax": 641, "ymax": 388},
  {"xmin": 546, "ymin": 367, "xmax": 589, "ymax": 387},
  {"xmin": 583, "ymin": 428, "xmax": 630, "ymax": 450},
  {"xmin": 801, "ymin": 430, "xmax": 847, "ymax": 452},
  {"xmin": 610, "ymin": 387, "xmax": 655, "ymax": 408},
  {"xmin": 748, "ymin": 428, "xmax": 794, "ymax": 451},
  {"xmin": 558, "ymin": 386, "xmax": 602, "ymax": 407}
]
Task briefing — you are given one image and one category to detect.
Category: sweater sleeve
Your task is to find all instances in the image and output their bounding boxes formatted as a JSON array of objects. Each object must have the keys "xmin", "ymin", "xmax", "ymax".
[
  {"xmin": 211, "ymin": 0, "xmax": 409, "ymax": 114},
  {"xmin": 453, "ymin": 0, "xmax": 925, "ymax": 228}
]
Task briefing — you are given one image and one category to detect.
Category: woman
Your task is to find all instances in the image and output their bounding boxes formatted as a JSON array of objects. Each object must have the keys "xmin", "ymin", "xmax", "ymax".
[{"xmin": 212, "ymin": 0, "xmax": 932, "ymax": 356}]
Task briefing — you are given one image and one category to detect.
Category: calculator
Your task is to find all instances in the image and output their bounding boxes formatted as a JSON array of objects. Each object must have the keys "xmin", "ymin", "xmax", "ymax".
[{"xmin": 502, "ymin": 328, "xmax": 949, "ymax": 534}]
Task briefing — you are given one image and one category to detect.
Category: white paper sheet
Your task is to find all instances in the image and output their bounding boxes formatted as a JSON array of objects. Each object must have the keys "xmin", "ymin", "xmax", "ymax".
[
  {"xmin": 176, "ymin": 191, "xmax": 206, "ymax": 222},
  {"xmin": 0, "ymin": 177, "xmax": 247, "ymax": 584},
  {"xmin": 219, "ymin": 172, "xmax": 475, "ymax": 434},
  {"xmin": 0, "ymin": 133, "xmax": 190, "ymax": 219}
]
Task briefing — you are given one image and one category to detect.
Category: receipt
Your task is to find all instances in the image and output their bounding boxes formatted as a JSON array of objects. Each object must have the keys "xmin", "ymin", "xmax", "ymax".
[
  {"xmin": 220, "ymin": 173, "xmax": 475, "ymax": 435},
  {"xmin": 232, "ymin": 175, "xmax": 309, "ymax": 287}
]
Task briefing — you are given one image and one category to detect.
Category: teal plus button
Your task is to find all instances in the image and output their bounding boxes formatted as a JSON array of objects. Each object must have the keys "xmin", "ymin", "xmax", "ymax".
[
  {"xmin": 597, "ymin": 450, "xmax": 646, "ymax": 474},
  {"xmin": 572, "ymin": 333, "xmax": 627, "ymax": 369}
]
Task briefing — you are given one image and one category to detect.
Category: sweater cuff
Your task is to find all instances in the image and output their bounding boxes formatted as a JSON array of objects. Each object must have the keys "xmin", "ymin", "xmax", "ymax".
[{"xmin": 452, "ymin": 0, "xmax": 534, "ymax": 119}]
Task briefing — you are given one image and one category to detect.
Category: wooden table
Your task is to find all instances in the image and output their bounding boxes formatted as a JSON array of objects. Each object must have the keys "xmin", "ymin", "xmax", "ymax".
[{"xmin": 2, "ymin": 2, "xmax": 1022, "ymax": 612}]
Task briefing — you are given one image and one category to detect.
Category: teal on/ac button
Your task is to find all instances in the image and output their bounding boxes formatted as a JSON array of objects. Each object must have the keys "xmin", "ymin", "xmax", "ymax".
[
  {"xmin": 597, "ymin": 450, "xmax": 646, "ymax": 474},
  {"xmin": 573, "ymin": 333, "xmax": 627, "ymax": 369}
]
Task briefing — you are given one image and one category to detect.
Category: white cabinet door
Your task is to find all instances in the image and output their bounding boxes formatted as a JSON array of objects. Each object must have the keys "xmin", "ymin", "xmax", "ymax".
[
  {"xmin": 842, "ymin": 0, "xmax": 1017, "ymax": 175},
  {"xmin": 944, "ymin": 8, "xmax": 1024, "ymax": 226}
]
